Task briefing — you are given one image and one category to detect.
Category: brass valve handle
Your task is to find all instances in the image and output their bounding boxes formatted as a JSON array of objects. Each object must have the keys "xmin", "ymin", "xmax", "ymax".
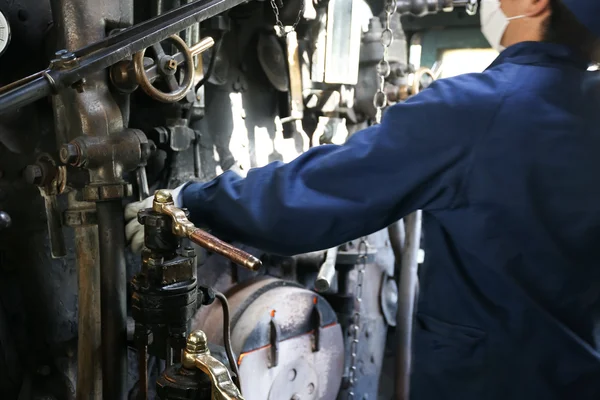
[
  {"xmin": 152, "ymin": 190, "xmax": 262, "ymax": 271},
  {"xmin": 183, "ymin": 330, "xmax": 245, "ymax": 400},
  {"xmin": 133, "ymin": 35, "xmax": 214, "ymax": 103}
]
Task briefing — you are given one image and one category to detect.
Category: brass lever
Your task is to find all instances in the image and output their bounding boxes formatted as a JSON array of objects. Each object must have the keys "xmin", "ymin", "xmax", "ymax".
[
  {"xmin": 182, "ymin": 330, "xmax": 245, "ymax": 400},
  {"xmin": 152, "ymin": 190, "xmax": 262, "ymax": 271}
]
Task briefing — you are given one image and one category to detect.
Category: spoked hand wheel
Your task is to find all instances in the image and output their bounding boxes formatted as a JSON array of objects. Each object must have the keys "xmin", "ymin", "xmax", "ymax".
[{"xmin": 133, "ymin": 35, "xmax": 196, "ymax": 103}]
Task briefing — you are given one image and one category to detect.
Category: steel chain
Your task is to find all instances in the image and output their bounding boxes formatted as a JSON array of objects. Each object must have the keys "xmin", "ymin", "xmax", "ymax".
[
  {"xmin": 373, "ymin": 0, "xmax": 397, "ymax": 124},
  {"xmin": 269, "ymin": 0, "xmax": 305, "ymax": 37},
  {"xmin": 347, "ymin": 237, "xmax": 369, "ymax": 399}
]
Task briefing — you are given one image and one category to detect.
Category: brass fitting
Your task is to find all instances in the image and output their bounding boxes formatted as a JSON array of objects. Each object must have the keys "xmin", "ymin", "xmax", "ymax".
[{"xmin": 183, "ymin": 330, "xmax": 244, "ymax": 400}]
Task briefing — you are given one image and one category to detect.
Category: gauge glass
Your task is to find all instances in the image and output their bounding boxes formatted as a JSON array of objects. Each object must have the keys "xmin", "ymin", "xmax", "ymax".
[{"xmin": 0, "ymin": 11, "xmax": 10, "ymax": 56}]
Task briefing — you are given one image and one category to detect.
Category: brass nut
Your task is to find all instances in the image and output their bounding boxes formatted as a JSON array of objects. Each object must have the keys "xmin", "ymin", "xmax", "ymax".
[
  {"xmin": 154, "ymin": 189, "xmax": 173, "ymax": 204},
  {"xmin": 186, "ymin": 330, "xmax": 208, "ymax": 354},
  {"xmin": 59, "ymin": 144, "xmax": 81, "ymax": 165}
]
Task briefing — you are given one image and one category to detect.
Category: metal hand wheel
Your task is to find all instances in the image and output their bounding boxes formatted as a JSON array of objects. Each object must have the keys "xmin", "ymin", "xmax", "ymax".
[{"xmin": 133, "ymin": 35, "xmax": 202, "ymax": 103}]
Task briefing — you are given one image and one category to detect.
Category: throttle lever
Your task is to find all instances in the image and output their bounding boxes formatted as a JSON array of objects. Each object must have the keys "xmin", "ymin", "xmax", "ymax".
[{"xmin": 152, "ymin": 190, "xmax": 262, "ymax": 271}]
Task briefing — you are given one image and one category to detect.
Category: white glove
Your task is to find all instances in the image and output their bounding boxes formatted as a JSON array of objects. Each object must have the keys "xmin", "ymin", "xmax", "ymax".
[{"xmin": 124, "ymin": 185, "xmax": 185, "ymax": 253}]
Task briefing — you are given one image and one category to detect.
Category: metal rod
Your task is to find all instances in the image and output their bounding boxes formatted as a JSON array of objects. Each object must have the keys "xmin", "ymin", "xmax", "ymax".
[
  {"xmin": 97, "ymin": 200, "xmax": 128, "ymax": 400},
  {"xmin": 136, "ymin": 167, "xmax": 150, "ymax": 200},
  {"xmin": 189, "ymin": 37, "xmax": 215, "ymax": 56},
  {"xmin": 0, "ymin": 70, "xmax": 46, "ymax": 95},
  {"xmin": 73, "ymin": 203, "xmax": 102, "ymax": 400},
  {"xmin": 395, "ymin": 211, "xmax": 422, "ymax": 400},
  {"xmin": 193, "ymin": 134, "xmax": 202, "ymax": 177},
  {"xmin": 0, "ymin": 77, "xmax": 52, "ymax": 113},
  {"xmin": 387, "ymin": 220, "xmax": 406, "ymax": 267}
]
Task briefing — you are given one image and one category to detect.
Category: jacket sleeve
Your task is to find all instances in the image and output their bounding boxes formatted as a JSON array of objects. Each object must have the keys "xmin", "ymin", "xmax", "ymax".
[{"xmin": 181, "ymin": 73, "xmax": 503, "ymax": 255}]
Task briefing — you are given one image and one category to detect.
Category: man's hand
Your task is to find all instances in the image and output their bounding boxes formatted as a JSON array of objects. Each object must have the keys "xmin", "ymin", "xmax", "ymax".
[{"xmin": 124, "ymin": 195, "xmax": 155, "ymax": 253}]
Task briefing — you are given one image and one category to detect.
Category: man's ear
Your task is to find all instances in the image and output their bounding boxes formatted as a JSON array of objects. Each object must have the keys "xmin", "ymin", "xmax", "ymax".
[{"xmin": 527, "ymin": 0, "xmax": 551, "ymax": 17}]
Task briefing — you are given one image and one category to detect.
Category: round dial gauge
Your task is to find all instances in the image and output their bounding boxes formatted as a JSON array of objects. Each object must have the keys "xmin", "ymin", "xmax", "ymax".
[{"xmin": 0, "ymin": 10, "xmax": 11, "ymax": 57}]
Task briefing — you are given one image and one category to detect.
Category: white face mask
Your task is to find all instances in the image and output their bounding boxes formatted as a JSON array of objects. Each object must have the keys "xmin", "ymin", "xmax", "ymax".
[{"xmin": 480, "ymin": 0, "xmax": 527, "ymax": 52}]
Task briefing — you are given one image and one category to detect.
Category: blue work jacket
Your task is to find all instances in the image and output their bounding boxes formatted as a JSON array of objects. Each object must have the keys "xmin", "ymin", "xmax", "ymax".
[{"xmin": 181, "ymin": 41, "xmax": 600, "ymax": 399}]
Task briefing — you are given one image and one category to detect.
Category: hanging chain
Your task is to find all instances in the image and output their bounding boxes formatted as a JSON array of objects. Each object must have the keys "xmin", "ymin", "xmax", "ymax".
[
  {"xmin": 347, "ymin": 237, "xmax": 369, "ymax": 400},
  {"xmin": 373, "ymin": 0, "xmax": 397, "ymax": 124},
  {"xmin": 270, "ymin": 0, "xmax": 305, "ymax": 37}
]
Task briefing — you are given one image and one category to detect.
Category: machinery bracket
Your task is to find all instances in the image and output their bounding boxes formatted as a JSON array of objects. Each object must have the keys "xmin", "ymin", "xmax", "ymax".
[{"xmin": 268, "ymin": 318, "xmax": 280, "ymax": 368}]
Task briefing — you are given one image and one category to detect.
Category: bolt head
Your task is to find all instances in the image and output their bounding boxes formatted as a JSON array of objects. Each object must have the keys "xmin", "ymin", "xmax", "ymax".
[
  {"xmin": 60, "ymin": 52, "xmax": 76, "ymax": 61},
  {"xmin": 60, "ymin": 144, "xmax": 80, "ymax": 165}
]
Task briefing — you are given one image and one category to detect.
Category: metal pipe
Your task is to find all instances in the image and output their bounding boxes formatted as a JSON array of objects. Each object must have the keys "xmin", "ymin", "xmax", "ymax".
[
  {"xmin": 136, "ymin": 167, "xmax": 150, "ymax": 200},
  {"xmin": 193, "ymin": 134, "xmax": 202, "ymax": 177},
  {"xmin": 0, "ymin": 77, "xmax": 52, "ymax": 114},
  {"xmin": 97, "ymin": 200, "xmax": 128, "ymax": 400},
  {"xmin": 395, "ymin": 211, "xmax": 422, "ymax": 400},
  {"xmin": 387, "ymin": 220, "xmax": 405, "ymax": 269}
]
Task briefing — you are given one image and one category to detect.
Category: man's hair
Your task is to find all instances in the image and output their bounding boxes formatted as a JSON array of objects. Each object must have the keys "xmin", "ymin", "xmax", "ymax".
[{"xmin": 543, "ymin": 0, "xmax": 600, "ymax": 63}]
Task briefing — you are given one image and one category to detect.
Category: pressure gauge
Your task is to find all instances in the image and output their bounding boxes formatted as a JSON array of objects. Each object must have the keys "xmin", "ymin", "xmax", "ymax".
[{"xmin": 0, "ymin": 10, "xmax": 11, "ymax": 57}]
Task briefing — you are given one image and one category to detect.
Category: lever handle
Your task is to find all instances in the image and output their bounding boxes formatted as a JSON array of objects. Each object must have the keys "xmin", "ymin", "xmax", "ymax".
[
  {"xmin": 189, "ymin": 228, "xmax": 261, "ymax": 271},
  {"xmin": 315, "ymin": 247, "xmax": 338, "ymax": 293},
  {"xmin": 152, "ymin": 190, "xmax": 262, "ymax": 271},
  {"xmin": 189, "ymin": 37, "xmax": 215, "ymax": 57},
  {"xmin": 183, "ymin": 330, "xmax": 244, "ymax": 400}
]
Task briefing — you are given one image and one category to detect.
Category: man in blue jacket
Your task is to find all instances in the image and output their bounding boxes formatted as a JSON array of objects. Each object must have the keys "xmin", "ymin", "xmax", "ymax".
[{"xmin": 126, "ymin": 0, "xmax": 600, "ymax": 398}]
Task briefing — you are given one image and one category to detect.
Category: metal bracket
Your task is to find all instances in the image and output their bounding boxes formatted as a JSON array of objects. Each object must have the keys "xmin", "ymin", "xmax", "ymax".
[
  {"xmin": 268, "ymin": 318, "xmax": 280, "ymax": 368},
  {"xmin": 310, "ymin": 303, "xmax": 322, "ymax": 352}
]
